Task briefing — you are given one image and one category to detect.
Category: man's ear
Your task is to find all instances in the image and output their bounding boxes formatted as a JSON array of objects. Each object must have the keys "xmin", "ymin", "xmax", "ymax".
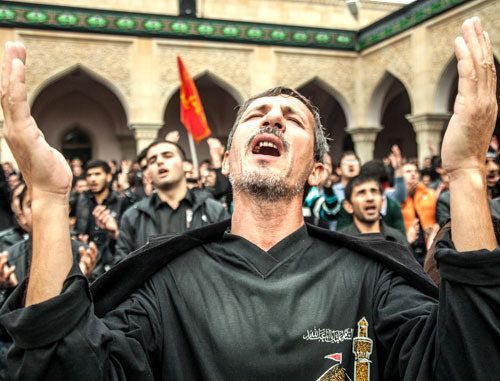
[
  {"xmin": 221, "ymin": 152, "xmax": 230, "ymax": 177},
  {"xmin": 343, "ymin": 199, "xmax": 353, "ymax": 215},
  {"xmin": 307, "ymin": 162, "xmax": 325, "ymax": 187}
]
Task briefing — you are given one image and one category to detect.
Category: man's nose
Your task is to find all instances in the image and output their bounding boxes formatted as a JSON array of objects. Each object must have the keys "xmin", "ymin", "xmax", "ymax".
[{"xmin": 261, "ymin": 108, "xmax": 286, "ymax": 132}]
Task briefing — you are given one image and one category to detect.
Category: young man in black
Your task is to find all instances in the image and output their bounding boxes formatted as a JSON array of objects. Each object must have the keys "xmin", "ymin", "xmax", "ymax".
[
  {"xmin": 0, "ymin": 18, "xmax": 499, "ymax": 381},
  {"xmin": 74, "ymin": 160, "xmax": 129, "ymax": 275},
  {"xmin": 114, "ymin": 140, "xmax": 229, "ymax": 263},
  {"xmin": 340, "ymin": 174, "xmax": 409, "ymax": 249}
]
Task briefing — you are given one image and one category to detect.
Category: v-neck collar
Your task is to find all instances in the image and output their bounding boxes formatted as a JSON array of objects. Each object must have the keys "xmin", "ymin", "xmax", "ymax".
[{"xmin": 217, "ymin": 224, "xmax": 312, "ymax": 278}]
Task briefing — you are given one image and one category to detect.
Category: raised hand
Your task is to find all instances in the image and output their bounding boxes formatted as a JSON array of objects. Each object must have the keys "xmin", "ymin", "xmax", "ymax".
[
  {"xmin": 207, "ymin": 137, "xmax": 225, "ymax": 168},
  {"xmin": 1, "ymin": 42, "xmax": 72, "ymax": 201},
  {"xmin": 441, "ymin": 18, "xmax": 497, "ymax": 176},
  {"xmin": 93, "ymin": 205, "xmax": 119, "ymax": 240},
  {"xmin": 78, "ymin": 242, "xmax": 98, "ymax": 279},
  {"xmin": 388, "ymin": 145, "xmax": 403, "ymax": 177},
  {"xmin": 165, "ymin": 130, "xmax": 180, "ymax": 143},
  {"xmin": 1, "ymin": 42, "xmax": 73, "ymax": 305},
  {"xmin": 0, "ymin": 251, "xmax": 18, "ymax": 288},
  {"xmin": 440, "ymin": 18, "xmax": 498, "ymax": 251}
]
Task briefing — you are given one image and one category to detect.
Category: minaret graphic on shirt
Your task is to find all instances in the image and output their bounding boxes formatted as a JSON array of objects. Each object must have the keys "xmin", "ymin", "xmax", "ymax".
[{"xmin": 352, "ymin": 317, "xmax": 372, "ymax": 381}]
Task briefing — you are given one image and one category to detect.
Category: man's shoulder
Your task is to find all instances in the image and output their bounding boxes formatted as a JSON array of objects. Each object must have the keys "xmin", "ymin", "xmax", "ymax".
[{"xmin": 90, "ymin": 219, "xmax": 231, "ymax": 317}]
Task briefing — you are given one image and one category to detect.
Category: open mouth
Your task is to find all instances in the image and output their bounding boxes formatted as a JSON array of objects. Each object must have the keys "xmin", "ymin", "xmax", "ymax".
[
  {"xmin": 158, "ymin": 168, "xmax": 169, "ymax": 175},
  {"xmin": 250, "ymin": 135, "xmax": 283, "ymax": 157},
  {"xmin": 364, "ymin": 205, "xmax": 377, "ymax": 213}
]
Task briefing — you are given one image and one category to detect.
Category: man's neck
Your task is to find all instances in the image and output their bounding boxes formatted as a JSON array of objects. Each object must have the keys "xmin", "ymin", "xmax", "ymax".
[
  {"xmin": 157, "ymin": 182, "xmax": 188, "ymax": 210},
  {"xmin": 354, "ymin": 218, "xmax": 381, "ymax": 234},
  {"xmin": 341, "ymin": 177, "xmax": 350, "ymax": 187},
  {"xmin": 230, "ymin": 192, "xmax": 305, "ymax": 252},
  {"xmin": 93, "ymin": 187, "xmax": 109, "ymax": 205}
]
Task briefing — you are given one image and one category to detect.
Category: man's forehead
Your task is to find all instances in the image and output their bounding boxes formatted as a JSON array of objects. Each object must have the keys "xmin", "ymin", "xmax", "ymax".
[
  {"xmin": 245, "ymin": 95, "xmax": 313, "ymax": 119},
  {"xmin": 147, "ymin": 142, "xmax": 179, "ymax": 158},
  {"xmin": 354, "ymin": 181, "xmax": 380, "ymax": 191}
]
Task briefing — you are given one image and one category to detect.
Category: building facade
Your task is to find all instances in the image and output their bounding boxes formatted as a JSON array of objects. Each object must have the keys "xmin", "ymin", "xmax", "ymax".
[{"xmin": 0, "ymin": 0, "xmax": 498, "ymax": 165}]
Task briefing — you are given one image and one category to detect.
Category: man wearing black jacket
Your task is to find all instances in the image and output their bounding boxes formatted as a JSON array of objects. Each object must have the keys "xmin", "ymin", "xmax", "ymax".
[
  {"xmin": 114, "ymin": 140, "xmax": 229, "ymax": 264},
  {"xmin": 0, "ymin": 17, "xmax": 499, "ymax": 381}
]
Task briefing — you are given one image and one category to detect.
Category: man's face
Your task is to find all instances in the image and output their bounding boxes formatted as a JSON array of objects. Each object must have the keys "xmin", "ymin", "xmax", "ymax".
[
  {"xmin": 340, "ymin": 154, "xmax": 360, "ymax": 180},
  {"xmin": 346, "ymin": 180, "xmax": 382, "ymax": 224},
  {"xmin": 222, "ymin": 95, "xmax": 323, "ymax": 201},
  {"xmin": 8, "ymin": 174, "xmax": 20, "ymax": 190},
  {"xmin": 146, "ymin": 142, "xmax": 186, "ymax": 190},
  {"xmin": 403, "ymin": 163, "xmax": 420, "ymax": 191},
  {"xmin": 74, "ymin": 179, "xmax": 89, "ymax": 194},
  {"xmin": 486, "ymin": 157, "xmax": 500, "ymax": 188},
  {"xmin": 86, "ymin": 167, "xmax": 110, "ymax": 194},
  {"xmin": 204, "ymin": 171, "xmax": 217, "ymax": 187}
]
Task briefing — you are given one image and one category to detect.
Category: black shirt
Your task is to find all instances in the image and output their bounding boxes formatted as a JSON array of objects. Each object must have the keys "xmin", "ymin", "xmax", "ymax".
[{"xmin": 152, "ymin": 190, "xmax": 195, "ymax": 234}]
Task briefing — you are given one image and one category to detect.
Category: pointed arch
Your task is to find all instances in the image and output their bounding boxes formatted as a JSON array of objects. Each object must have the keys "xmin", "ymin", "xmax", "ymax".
[
  {"xmin": 31, "ymin": 66, "xmax": 132, "ymax": 161},
  {"xmin": 369, "ymin": 71, "xmax": 416, "ymax": 159},
  {"xmin": 367, "ymin": 70, "xmax": 413, "ymax": 127},
  {"xmin": 296, "ymin": 77, "xmax": 354, "ymax": 162},
  {"xmin": 294, "ymin": 76, "xmax": 353, "ymax": 130},
  {"xmin": 29, "ymin": 63, "xmax": 130, "ymax": 120}
]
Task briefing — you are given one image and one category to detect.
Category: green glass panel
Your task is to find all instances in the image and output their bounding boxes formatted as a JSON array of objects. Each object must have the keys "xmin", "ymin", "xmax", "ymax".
[
  {"xmin": 431, "ymin": 3, "xmax": 442, "ymax": 12},
  {"xmin": 197, "ymin": 23, "xmax": 215, "ymax": 35},
  {"xmin": 315, "ymin": 33, "xmax": 330, "ymax": 43},
  {"xmin": 400, "ymin": 19, "xmax": 410, "ymax": 28},
  {"xmin": 25, "ymin": 11, "xmax": 48, "ymax": 23},
  {"xmin": 414, "ymin": 11, "xmax": 425, "ymax": 20},
  {"xmin": 0, "ymin": 8, "xmax": 16, "ymax": 20},
  {"xmin": 171, "ymin": 21, "xmax": 189, "ymax": 33},
  {"xmin": 270, "ymin": 29, "xmax": 286, "ymax": 40},
  {"xmin": 87, "ymin": 15, "xmax": 107, "ymax": 27},
  {"xmin": 384, "ymin": 28, "xmax": 393, "ymax": 36},
  {"xmin": 222, "ymin": 25, "xmax": 239, "ymax": 36},
  {"xmin": 247, "ymin": 27, "xmax": 263, "ymax": 38},
  {"xmin": 116, "ymin": 17, "xmax": 135, "ymax": 29},
  {"xmin": 292, "ymin": 32, "xmax": 308, "ymax": 42},
  {"xmin": 56, "ymin": 13, "xmax": 78, "ymax": 25},
  {"xmin": 144, "ymin": 19, "xmax": 163, "ymax": 31},
  {"xmin": 336, "ymin": 35, "xmax": 352, "ymax": 43}
]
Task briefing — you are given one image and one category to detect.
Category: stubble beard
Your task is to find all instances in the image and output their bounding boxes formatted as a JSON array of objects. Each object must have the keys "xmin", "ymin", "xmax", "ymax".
[{"xmin": 229, "ymin": 163, "xmax": 309, "ymax": 202}]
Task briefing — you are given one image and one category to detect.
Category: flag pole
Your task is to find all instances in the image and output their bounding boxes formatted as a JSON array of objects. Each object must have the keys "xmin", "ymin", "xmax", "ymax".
[{"xmin": 187, "ymin": 133, "xmax": 199, "ymax": 169}]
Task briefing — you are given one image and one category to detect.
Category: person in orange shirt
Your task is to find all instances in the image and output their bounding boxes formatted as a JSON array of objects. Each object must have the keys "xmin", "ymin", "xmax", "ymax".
[{"xmin": 401, "ymin": 162, "xmax": 437, "ymax": 264}]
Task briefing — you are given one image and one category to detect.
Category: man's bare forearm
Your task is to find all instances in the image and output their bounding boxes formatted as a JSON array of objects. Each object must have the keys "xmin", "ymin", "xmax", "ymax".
[
  {"xmin": 449, "ymin": 169, "xmax": 497, "ymax": 252},
  {"xmin": 25, "ymin": 195, "xmax": 73, "ymax": 306}
]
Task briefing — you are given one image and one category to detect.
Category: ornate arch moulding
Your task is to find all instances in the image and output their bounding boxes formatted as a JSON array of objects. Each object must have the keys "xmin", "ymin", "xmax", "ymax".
[
  {"xmin": 28, "ymin": 62, "xmax": 131, "ymax": 121},
  {"xmin": 0, "ymin": 0, "xmax": 469, "ymax": 52}
]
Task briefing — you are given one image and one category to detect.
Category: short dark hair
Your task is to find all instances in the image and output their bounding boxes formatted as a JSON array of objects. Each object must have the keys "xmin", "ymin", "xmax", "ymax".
[
  {"xmin": 144, "ymin": 140, "xmax": 187, "ymax": 163},
  {"xmin": 226, "ymin": 86, "xmax": 329, "ymax": 163},
  {"xmin": 85, "ymin": 160, "xmax": 111, "ymax": 174},
  {"xmin": 360, "ymin": 160, "xmax": 391, "ymax": 184},
  {"xmin": 344, "ymin": 174, "xmax": 383, "ymax": 203}
]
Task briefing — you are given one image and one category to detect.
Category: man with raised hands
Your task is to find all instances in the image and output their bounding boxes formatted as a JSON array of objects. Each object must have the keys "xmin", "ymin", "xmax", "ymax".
[{"xmin": 0, "ymin": 17, "xmax": 498, "ymax": 381}]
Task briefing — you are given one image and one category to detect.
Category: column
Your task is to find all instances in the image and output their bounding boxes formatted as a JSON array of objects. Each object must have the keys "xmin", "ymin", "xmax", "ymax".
[
  {"xmin": 346, "ymin": 126, "xmax": 382, "ymax": 164},
  {"xmin": 131, "ymin": 123, "xmax": 163, "ymax": 155},
  {"xmin": 405, "ymin": 113, "xmax": 450, "ymax": 166}
]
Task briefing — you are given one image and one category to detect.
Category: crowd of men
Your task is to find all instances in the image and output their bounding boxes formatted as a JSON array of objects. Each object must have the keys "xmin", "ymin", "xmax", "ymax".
[{"xmin": 0, "ymin": 16, "xmax": 498, "ymax": 381}]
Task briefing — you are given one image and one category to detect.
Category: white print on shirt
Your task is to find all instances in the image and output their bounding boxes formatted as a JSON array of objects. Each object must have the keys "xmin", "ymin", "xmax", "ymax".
[
  {"xmin": 313, "ymin": 317, "xmax": 372, "ymax": 381},
  {"xmin": 303, "ymin": 327, "xmax": 354, "ymax": 344}
]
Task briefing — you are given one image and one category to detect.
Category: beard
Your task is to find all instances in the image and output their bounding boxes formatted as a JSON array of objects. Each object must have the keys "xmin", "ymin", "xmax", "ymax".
[{"xmin": 229, "ymin": 165, "xmax": 308, "ymax": 202}]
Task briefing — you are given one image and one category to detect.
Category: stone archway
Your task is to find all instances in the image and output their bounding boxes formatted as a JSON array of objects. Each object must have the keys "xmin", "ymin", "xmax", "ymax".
[
  {"xmin": 297, "ymin": 78, "xmax": 352, "ymax": 164},
  {"xmin": 31, "ymin": 66, "xmax": 132, "ymax": 163},
  {"xmin": 160, "ymin": 72, "xmax": 241, "ymax": 162},
  {"xmin": 436, "ymin": 56, "xmax": 500, "ymax": 138},
  {"xmin": 371, "ymin": 72, "xmax": 417, "ymax": 160}
]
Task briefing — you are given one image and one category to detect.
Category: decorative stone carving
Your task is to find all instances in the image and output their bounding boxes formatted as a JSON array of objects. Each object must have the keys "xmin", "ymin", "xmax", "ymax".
[
  {"xmin": 346, "ymin": 126, "xmax": 383, "ymax": 164},
  {"xmin": 20, "ymin": 34, "xmax": 133, "ymax": 100},
  {"xmin": 275, "ymin": 52, "xmax": 357, "ymax": 107},
  {"xmin": 157, "ymin": 43, "xmax": 253, "ymax": 103}
]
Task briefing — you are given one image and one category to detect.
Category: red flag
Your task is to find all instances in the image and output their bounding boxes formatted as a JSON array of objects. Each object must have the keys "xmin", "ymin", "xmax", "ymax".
[{"xmin": 177, "ymin": 56, "xmax": 211, "ymax": 143}]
